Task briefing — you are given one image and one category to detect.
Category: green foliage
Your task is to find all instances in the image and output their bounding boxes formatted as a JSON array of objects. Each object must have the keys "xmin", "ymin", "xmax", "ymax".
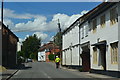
[
  {"xmin": 17, "ymin": 51, "xmax": 25, "ymax": 58},
  {"xmin": 79, "ymin": 68, "xmax": 83, "ymax": 72},
  {"xmin": 17, "ymin": 51, "xmax": 25, "ymax": 64},
  {"xmin": 48, "ymin": 54, "xmax": 55, "ymax": 61},
  {"xmin": 30, "ymin": 53, "xmax": 35, "ymax": 59},
  {"xmin": 22, "ymin": 34, "xmax": 41, "ymax": 59},
  {"xmin": 54, "ymin": 32, "xmax": 62, "ymax": 49}
]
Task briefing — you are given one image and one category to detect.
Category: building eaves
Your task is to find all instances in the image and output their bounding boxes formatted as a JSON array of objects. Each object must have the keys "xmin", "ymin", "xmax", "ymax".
[
  {"xmin": 79, "ymin": 2, "xmax": 116, "ymax": 26},
  {"xmin": 0, "ymin": 22, "xmax": 19, "ymax": 42},
  {"xmin": 62, "ymin": 18, "xmax": 80, "ymax": 35},
  {"xmin": 62, "ymin": 2, "xmax": 117, "ymax": 35}
]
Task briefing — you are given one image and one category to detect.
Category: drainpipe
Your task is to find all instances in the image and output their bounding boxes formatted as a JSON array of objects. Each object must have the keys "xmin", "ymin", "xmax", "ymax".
[
  {"xmin": 118, "ymin": 2, "xmax": 120, "ymax": 72},
  {"xmin": 78, "ymin": 21, "xmax": 81, "ymax": 67}
]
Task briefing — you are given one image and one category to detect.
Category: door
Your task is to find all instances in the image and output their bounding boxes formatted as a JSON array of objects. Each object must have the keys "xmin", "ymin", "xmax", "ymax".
[
  {"xmin": 99, "ymin": 45, "xmax": 106, "ymax": 70},
  {"xmin": 82, "ymin": 47, "xmax": 90, "ymax": 72}
]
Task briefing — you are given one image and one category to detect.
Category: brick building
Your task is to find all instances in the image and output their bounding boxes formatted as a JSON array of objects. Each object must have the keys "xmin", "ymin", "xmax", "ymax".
[
  {"xmin": 39, "ymin": 41, "xmax": 60, "ymax": 62},
  {"xmin": 1, "ymin": 22, "xmax": 19, "ymax": 68}
]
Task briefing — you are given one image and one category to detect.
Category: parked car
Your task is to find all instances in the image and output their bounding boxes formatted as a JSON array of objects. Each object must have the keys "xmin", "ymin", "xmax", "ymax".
[{"xmin": 27, "ymin": 58, "xmax": 32, "ymax": 62}]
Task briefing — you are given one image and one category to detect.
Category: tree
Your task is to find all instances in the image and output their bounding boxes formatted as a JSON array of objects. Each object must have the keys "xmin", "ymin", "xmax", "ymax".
[
  {"xmin": 22, "ymin": 34, "xmax": 41, "ymax": 60},
  {"xmin": 17, "ymin": 51, "xmax": 25, "ymax": 58},
  {"xmin": 54, "ymin": 32, "xmax": 62, "ymax": 49}
]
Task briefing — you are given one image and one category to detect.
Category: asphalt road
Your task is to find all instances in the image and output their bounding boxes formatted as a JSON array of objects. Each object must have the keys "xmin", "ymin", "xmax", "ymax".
[{"xmin": 9, "ymin": 62, "xmax": 95, "ymax": 80}]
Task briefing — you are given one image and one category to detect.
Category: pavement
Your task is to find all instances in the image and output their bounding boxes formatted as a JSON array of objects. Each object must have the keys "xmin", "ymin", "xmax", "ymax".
[
  {"xmin": 1, "ymin": 69, "xmax": 18, "ymax": 80},
  {"xmin": 61, "ymin": 66, "xmax": 118, "ymax": 79},
  {"xmin": 0, "ymin": 64, "xmax": 25, "ymax": 80},
  {"xmin": 0, "ymin": 62, "xmax": 119, "ymax": 80}
]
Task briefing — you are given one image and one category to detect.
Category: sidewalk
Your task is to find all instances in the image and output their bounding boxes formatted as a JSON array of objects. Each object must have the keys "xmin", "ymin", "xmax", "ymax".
[
  {"xmin": 1, "ymin": 69, "xmax": 18, "ymax": 80},
  {"xmin": 61, "ymin": 66, "xmax": 119, "ymax": 79},
  {"xmin": 0, "ymin": 64, "xmax": 25, "ymax": 80}
]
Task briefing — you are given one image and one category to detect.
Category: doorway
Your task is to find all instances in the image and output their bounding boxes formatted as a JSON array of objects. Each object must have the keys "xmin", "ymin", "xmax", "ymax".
[
  {"xmin": 81, "ymin": 45, "xmax": 90, "ymax": 72},
  {"xmin": 99, "ymin": 45, "xmax": 106, "ymax": 70}
]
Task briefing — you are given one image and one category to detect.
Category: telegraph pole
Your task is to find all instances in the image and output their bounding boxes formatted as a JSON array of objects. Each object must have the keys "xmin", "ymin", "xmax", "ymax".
[
  {"xmin": 1, "ymin": 0, "xmax": 3, "ymax": 24},
  {"xmin": 0, "ymin": 0, "xmax": 4, "ymax": 67},
  {"xmin": 57, "ymin": 19, "xmax": 62, "ymax": 66}
]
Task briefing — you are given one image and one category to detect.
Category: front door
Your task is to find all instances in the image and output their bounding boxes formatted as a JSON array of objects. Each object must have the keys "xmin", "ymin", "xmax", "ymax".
[
  {"xmin": 82, "ymin": 47, "xmax": 90, "ymax": 72},
  {"xmin": 99, "ymin": 45, "xmax": 106, "ymax": 70}
]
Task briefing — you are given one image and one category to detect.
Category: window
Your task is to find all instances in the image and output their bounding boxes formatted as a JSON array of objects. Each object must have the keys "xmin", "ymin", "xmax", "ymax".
[
  {"xmin": 100, "ymin": 14, "xmax": 105, "ymax": 28},
  {"xmin": 85, "ymin": 25, "xmax": 89, "ymax": 37},
  {"xmin": 93, "ymin": 47, "xmax": 97, "ymax": 64},
  {"xmin": 111, "ymin": 42, "xmax": 118, "ymax": 64},
  {"xmin": 110, "ymin": 7, "xmax": 118, "ymax": 25},
  {"xmin": 92, "ymin": 19, "xmax": 97, "ymax": 33},
  {"xmin": 81, "ymin": 27, "xmax": 84, "ymax": 39}
]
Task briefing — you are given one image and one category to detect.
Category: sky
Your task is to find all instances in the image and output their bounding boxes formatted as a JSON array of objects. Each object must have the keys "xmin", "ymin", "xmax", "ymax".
[{"xmin": 0, "ymin": 2, "xmax": 102, "ymax": 44}]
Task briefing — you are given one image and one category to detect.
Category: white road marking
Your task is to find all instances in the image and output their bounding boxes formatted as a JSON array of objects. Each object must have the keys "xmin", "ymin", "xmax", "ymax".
[
  {"xmin": 14, "ymin": 70, "xmax": 21, "ymax": 76},
  {"xmin": 42, "ymin": 71, "xmax": 53, "ymax": 80}
]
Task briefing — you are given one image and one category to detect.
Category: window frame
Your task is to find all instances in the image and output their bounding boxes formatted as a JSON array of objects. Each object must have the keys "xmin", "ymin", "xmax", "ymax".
[
  {"xmin": 100, "ymin": 14, "xmax": 105, "ymax": 28},
  {"xmin": 110, "ymin": 42, "xmax": 118, "ymax": 64},
  {"xmin": 93, "ymin": 47, "xmax": 98, "ymax": 64},
  {"xmin": 92, "ymin": 19, "xmax": 97, "ymax": 33},
  {"xmin": 110, "ymin": 7, "xmax": 118, "ymax": 25}
]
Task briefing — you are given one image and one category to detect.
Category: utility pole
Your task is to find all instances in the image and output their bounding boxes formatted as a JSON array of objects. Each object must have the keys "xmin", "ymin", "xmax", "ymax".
[
  {"xmin": 58, "ymin": 19, "xmax": 61, "ymax": 33},
  {"xmin": 57, "ymin": 19, "xmax": 62, "ymax": 66},
  {"xmin": 1, "ymin": 0, "xmax": 3, "ymax": 24},
  {"xmin": 0, "ymin": 0, "xmax": 4, "ymax": 67}
]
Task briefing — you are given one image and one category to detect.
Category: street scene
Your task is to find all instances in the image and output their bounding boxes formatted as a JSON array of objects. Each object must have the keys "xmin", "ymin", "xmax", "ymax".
[{"xmin": 0, "ymin": 0, "xmax": 120, "ymax": 80}]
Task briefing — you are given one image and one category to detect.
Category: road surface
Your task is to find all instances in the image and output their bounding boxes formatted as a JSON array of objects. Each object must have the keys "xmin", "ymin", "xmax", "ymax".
[{"xmin": 9, "ymin": 62, "xmax": 95, "ymax": 80}]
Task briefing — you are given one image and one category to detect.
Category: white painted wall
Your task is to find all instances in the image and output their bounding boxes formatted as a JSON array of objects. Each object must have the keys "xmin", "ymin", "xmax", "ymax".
[
  {"xmin": 38, "ymin": 51, "xmax": 46, "ymax": 62},
  {"xmin": 80, "ymin": 22, "xmax": 90, "ymax": 44},
  {"xmin": 62, "ymin": 3, "xmax": 120, "ymax": 71},
  {"xmin": 118, "ymin": 2, "xmax": 120, "ymax": 71},
  {"xmin": 17, "ymin": 42, "xmax": 22, "ymax": 52},
  {"xmin": 89, "ymin": 4, "xmax": 119, "ymax": 71},
  {"xmin": 62, "ymin": 24, "xmax": 81, "ymax": 66}
]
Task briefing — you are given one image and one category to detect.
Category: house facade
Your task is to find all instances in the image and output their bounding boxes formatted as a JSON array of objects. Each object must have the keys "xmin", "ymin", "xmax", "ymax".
[
  {"xmin": 89, "ymin": 2, "xmax": 119, "ymax": 72},
  {"xmin": 62, "ymin": 2, "xmax": 120, "ymax": 77},
  {"xmin": 17, "ymin": 42, "xmax": 22, "ymax": 52},
  {"xmin": 62, "ymin": 20, "xmax": 81, "ymax": 68},
  {"xmin": 39, "ymin": 41, "xmax": 60, "ymax": 62},
  {"xmin": 1, "ymin": 22, "xmax": 19, "ymax": 68}
]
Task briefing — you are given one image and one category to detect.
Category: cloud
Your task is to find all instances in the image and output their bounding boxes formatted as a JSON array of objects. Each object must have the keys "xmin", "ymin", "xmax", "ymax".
[
  {"xmin": 19, "ymin": 38, "xmax": 24, "ymax": 43},
  {"xmin": 9, "ymin": 10, "xmax": 89, "ymax": 32},
  {"xmin": 1, "ymin": 8, "xmax": 89, "ymax": 32},
  {"xmin": 32, "ymin": 32, "xmax": 48, "ymax": 41},
  {"xmin": 3, "ymin": 19, "xmax": 14, "ymax": 29},
  {"xmin": 0, "ymin": 8, "xmax": 43, "ymax": 19},
  {"xmin": 2, "ymin": 8, "xmax": 89, "ymax": 43}
]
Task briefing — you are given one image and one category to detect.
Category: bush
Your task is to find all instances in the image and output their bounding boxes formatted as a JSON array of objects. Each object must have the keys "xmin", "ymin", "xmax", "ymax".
[
  {"xmin": 48, "ymin": 54, "xmax": 55, "ymax": 61},
  {"xmin": 79, "ymin": 68, "xmax": 83, "ymax": 72}
]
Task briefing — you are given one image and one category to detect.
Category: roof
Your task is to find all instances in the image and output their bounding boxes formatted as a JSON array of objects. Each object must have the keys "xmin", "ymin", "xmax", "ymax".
[
  {"xmin": 62, "ymin": 2, "xmax": 117, "ymax": 35},
  {"xmin": 0, "ymin": 22, "xmax": 19, "ymax": 41},
  {"xmin": 39, "ymin": 42, "xmax": 60, "ymax": 51}
]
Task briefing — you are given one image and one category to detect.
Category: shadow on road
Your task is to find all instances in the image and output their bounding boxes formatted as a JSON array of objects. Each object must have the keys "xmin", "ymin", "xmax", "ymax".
[
  {"xmin": 8, "ymin": 63, "xmax": 32, "ymax": 70},
  {"xmin": 1, "ymin": 73, "xmax": 11, "ymax": 76}
]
